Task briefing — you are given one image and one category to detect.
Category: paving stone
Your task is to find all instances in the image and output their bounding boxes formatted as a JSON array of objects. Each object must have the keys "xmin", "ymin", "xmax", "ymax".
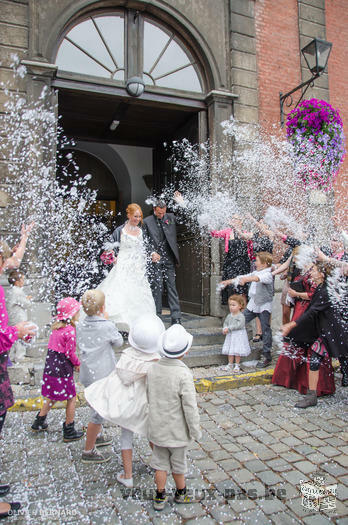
[
  {"xmin": 335, "ymin": 454, "xmax": 348, "ymax": 468},
  {"xmin": 214, "ymin": 479, "xmax": 240, "ymax": 499},
  {"xmin": 285, "ymin": 496, "xmax": 314, "ymax": 519},
  {"xmin": 238, "ymin": 508, "xmax": 272, "ymax": 524},
  {"xmin": 292, "ymin": 461, "xmax": 317, "ymax": 474},
  {"xmin": 321, "ymin": 461, "xmax": 347, "ymax": 477},
  {"xmin": 270, "ymin": 511, "xmax": 301, "ymax": 524},
  {"xmin": 270, "ymin": 443, "xmax": 290, "ymax": 453},
  {"xmin": 231, "ymin": 468, "xmax": 255, "ymax": 484},
  {"xmin": 266, "ymin": 458, "xmax": 292, "ymax": 472},
  {"xmin": 210, "ymin": 504, "xmax": 234, "ymax": 522},
  {"xmin": 317, "ymin": 446, "xmax": 341, "ymax": 458},
  {"xmin": 337, "ymin": 483, "xmax": 348, "ymax": 501},
  {"xmin": 302, "ymin": 515, "xmax": 334, "ymax": 524},
  {"xmin": 280, "ymin": 452, "xmax": 305, "ymax": 463},
  {"xmin": 201, "ymin": 442, "xmax": 222, "ymax": 452},
  {"xmin": 256, "ymin": 497, "xmax": 287, "ymax": 514},
  {"xmin": 209, "ymin": 449, "xmax": 231, "ymax": 461},
  {"xmin": 305, "ymin": 452, "xmax": 328, "ymax": 465},
  {"xmin": 256, "ymin": 470, "xmax": 283, "ymax": 486},
  {"xmin": 194, "ymin": 458, "xmax": 219, "ymax": 471},
  {"xmin": 244, "ymin": 459, "xmax": 268, "ymax": 474},
  {"xmin": 218, "ymin": 458, "xmax": 242, "ymax": 471},
  {"xmin": 296, "ymin": 444, "xmax": 317, "ymax": 456},
  {"xmin": 282, "ymin": 470, "xmax": 309, "ymax": 486},
  {"xmin": 185, "ymin": 518, "xmax": 217, "ymax": 525},
  {"xmin": 175, "ymin": 503, "xmax": 206, "ymax": 519},
  {"xmin": 188, "ymin": 449, "xmax": 208, "ymax": 460},
  {"xmin": 242, "ymin": 481, "xmax": 266, "ymax": 499},
  {"xmin": 229, "ymin": 496, "xmax": 256, "ymax": 513},
  {"xmin": 205, "ymin": 470, "xmax": 230, "ymax": 484}
]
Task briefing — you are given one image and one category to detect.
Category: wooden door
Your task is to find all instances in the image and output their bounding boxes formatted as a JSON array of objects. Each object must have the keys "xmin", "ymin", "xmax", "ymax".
[{"xmin": 153, "ymin": 112, "xmax": 210, "ymax": 315}]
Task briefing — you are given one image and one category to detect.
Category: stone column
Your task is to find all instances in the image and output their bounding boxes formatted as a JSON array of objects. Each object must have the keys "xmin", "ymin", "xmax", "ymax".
[{"xmin": 205, "ymin": 89, "xmax": 237, "ymax": 317}]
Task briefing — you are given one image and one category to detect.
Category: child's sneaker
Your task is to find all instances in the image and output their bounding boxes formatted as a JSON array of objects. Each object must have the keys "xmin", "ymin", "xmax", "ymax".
[
  {"xmin": 153, "ymin": 492, "xmax": 168, "ymax": 511},
  {"xmin": 95, "ymin": 435, "xmax": 112, "ymax": 447},
  {"xmin": 233, "ymin": 364, "xmax": 241, "ymax": 374},
  {"xmin": 81, "ymin": 447, "xmax": 111, "ymax": 464},
  {"xmin": 174, "ymin": 489, "xmax": 204, "ymax": 504},
  {"xmin": 221, "ymin": 364, "xmax": 232, "ymax": 372}
]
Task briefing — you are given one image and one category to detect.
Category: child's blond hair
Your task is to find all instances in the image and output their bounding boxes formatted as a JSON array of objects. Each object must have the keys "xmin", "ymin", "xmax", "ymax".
[
  {"xmin": 256, "ymin": 251, "xmax": 273, "ymax": 267},
  {"xmin": 228, "ymin": 294, "xmax": 246, "ymax": 310},
  {"xmin": 81, "ymin": 289, "xmax": 105, "ymax": 316}
]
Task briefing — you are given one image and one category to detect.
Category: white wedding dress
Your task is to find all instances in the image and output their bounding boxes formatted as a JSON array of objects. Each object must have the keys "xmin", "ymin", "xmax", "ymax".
[{"xmin": 98, "ymin": 229, "xmax": 156, "ymax": 331}]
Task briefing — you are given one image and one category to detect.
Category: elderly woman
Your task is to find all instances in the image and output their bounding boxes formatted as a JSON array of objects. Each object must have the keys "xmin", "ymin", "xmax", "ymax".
[
  {"xmin": 0, "ymin": 223, "xmax": 35, "ymax": 520},
  {"xmin": 282, "ymin": 261, "xmax": 347, "ymax": 408}
]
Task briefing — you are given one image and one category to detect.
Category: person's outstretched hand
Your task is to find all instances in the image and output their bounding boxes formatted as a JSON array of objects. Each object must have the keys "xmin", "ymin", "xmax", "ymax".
[
  {"xmin": 15, "ymin": 321, "xmax": 36, "ymax": 339},
  {"xmin": 21, "ymin": 221, "xmax": 35, "ymax": 238}
]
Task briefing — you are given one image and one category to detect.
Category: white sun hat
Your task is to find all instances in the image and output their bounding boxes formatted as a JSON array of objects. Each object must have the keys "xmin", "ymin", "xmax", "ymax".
[
  {"xmin": 160, "ymin": 324, "xmax": 193, "ymax": 359},
  {"xmin": 128, "ymin": 314, "xmax": 165, "ymax": 354}
]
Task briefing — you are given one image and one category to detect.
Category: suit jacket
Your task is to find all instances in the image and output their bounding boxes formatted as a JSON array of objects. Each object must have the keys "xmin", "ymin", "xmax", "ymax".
[{"xmin": 143, "ymin": 213, "xmax": 180, "ymax": 265}]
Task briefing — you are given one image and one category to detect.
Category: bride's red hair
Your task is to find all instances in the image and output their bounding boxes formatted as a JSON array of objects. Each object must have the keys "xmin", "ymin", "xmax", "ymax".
[{"xmin": 126, "ymin": 203, "xmax": 143, "ymax": 223}]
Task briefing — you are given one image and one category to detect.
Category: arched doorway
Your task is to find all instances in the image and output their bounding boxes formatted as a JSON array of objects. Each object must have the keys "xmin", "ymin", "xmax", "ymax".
[
  {"xmin": 57, "ymin": 148, "xmax": 120, "ymax": 231},
  {"xmin": 51, "ymin": 6, "xmax": 213, "ymax": 314}
]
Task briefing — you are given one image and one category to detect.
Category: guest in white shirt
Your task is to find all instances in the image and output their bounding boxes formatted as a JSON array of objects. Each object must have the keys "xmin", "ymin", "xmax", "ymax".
[
  {"xmin": 7, "ymin": 270, "xmax": 32, "ymax": 361},
  {"xmin": 221, "ymin": 251, "xmax": 273, "ymax": 369}
]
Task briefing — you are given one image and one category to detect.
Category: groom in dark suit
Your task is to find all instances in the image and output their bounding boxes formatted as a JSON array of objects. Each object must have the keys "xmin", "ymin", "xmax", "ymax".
[{"xmin": 143, "ymin": 198, "xmax": 181, "ymax": 324}]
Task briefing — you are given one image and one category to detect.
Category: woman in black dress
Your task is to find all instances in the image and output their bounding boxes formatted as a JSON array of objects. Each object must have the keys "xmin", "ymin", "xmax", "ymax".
[
  {"xmin": 211, "ymin": 216, "xmax": 251, "ymax": 305},
  {"xmin": 282, "ymin": 261, "xmax": 347, "ymax": 408}
]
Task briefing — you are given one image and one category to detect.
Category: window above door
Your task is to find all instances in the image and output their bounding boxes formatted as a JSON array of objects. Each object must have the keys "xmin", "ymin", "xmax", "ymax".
[{"xmin": 55, "ymin": 10, "xmax": 204, "ymax": 95}]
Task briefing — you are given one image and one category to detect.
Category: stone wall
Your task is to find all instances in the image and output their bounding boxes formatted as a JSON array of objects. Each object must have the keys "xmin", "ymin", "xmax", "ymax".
[
  {"xmin": 230, "ymin": 0, "xmax": 258, "ymax": 124},
  {"xmin": 326, "ymin": 0, "xmax": 348, "ymax": 225}
]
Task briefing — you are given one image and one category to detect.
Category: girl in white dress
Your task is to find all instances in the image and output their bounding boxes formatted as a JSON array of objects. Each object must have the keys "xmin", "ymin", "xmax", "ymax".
[
  {"xmin": 98, "ymin": 204, "xmax": 156, "ymax": 331},
  {"xmin": 222, "ymin": 294, "xmax": 250, "ymax": 373}
]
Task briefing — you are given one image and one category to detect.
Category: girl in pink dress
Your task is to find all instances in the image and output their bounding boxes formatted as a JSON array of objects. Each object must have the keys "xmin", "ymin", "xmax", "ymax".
[{"xmin": 31, "ymin": 297, "xmax": 84, "ymax": 442}]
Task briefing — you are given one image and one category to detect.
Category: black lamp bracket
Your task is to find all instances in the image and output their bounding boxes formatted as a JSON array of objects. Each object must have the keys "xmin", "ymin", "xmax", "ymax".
[{"xmin": 279, "ymin": 72, "xmax": 320, "ymax": 127}]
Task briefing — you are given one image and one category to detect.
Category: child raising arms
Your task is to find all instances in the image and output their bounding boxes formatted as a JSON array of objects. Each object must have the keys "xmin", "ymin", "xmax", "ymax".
[
  {"xmin": 31, "ymin": 297, "xmax": 84, "ymax": 442},
  {"xmin": 222, "ymin": 295, "xmax": 250, "ymax": 373}
]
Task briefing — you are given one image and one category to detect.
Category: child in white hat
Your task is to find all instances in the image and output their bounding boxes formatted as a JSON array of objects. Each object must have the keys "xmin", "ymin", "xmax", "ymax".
[
  {"xmin": 85, "ymin": 313, "xmax": 164, "ymax": 488},
  {"xmin": 147, "ymin": 324, "xmax": 202, "ymax": 511}
]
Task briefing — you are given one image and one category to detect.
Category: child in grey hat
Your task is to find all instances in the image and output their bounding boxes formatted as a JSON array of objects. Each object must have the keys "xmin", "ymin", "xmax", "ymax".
[
  {"xmin": 147, "ymin": 324, "xmax": 203, "ymax": 511},
  {"xmin": 77, "ymin": 289, "xmax": 123, "ymax": 463}
]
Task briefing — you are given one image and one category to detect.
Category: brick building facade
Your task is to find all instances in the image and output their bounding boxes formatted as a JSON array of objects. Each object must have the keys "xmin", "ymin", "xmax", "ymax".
[{"xmin": 0, "ymin": 0, "xmax": 347, "ymax": 316}]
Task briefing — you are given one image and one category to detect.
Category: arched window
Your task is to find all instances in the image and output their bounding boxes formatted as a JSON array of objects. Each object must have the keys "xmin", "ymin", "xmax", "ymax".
[{"xmin": 55, "ymin": 11, "xmax": 204, "ymax": 94}]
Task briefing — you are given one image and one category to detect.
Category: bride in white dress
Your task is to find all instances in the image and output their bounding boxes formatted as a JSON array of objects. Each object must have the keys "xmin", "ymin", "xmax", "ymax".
[{"xmin": 98, "ymin": 204, "xmax": 156, "ymax": 331}]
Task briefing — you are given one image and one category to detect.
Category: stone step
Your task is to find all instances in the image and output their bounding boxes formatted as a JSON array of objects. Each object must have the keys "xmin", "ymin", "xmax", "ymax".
[
  {"xmin": 162, "ymin": 313, "xmax": 222, "ymax": 329},
  {"xmin": 183, "ymin": 344, "xmax": 261, "ymax": 367}
]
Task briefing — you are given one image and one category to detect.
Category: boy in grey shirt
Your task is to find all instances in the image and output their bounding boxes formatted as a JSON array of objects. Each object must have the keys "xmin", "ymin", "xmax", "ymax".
[
  {"xmin": 147, "ymin": 324, "xmax": 202, "ymax": 511},
  {"xmin": 77, "ymin": 289, "xmax": 123, "ymax": 463}
]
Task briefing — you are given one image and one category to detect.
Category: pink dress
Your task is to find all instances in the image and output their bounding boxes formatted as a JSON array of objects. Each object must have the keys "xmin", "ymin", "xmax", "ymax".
[
  {"xmin": 41, "ymin": 325, "xmax": 80, "ymax": 401},
  {"xmin": 0, "ymin": 286, "xmax": 18, "ymax": 413}
]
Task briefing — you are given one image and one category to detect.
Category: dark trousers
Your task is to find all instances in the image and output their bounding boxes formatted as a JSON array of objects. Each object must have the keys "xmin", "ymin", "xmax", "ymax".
[
  {"xmin": 244, "ymin": 309, "xmax": 272, "ymax": 356},
  {"xmin": 0, "ymin": 410, "xmax": 7, "ymax": 434},
  {"xmin": 149, "ymin": 260, "xmax": 181, "ymax": 320}
]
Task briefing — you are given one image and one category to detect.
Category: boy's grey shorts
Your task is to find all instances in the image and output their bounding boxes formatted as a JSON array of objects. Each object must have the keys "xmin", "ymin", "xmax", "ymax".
[
  {"xmin": 89, "ymin": 407, "xmax": 104, "ymax": 425},
  {"xmin": 150, "ymin": 445, "xmax": 188, "ymax": 474}
]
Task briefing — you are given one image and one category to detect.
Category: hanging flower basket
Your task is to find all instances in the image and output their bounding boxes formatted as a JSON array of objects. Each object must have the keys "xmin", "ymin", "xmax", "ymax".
[{"xmin": 286, "ymin": 99, "xmax": 345, "ymax": 191}]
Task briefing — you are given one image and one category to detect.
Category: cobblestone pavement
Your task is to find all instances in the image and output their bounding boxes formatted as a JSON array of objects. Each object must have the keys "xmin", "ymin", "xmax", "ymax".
[{"xmin": 1, "ymin": 382, "xmax": 347, "ymax": 525}]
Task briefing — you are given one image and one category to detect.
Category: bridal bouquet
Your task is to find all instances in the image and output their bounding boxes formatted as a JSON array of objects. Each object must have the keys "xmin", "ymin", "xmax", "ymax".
[
  {"xmin": 100, "ymin": 251, "xmax": 116, "ymax": 265},
  {"xmin": 286, "ymin": 99, "xmax": 345, "ymax": 191}
]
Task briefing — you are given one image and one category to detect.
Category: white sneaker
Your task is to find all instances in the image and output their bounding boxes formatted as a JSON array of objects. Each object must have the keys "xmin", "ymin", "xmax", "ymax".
[
  {"xmin": 221, "ymin": 365, "xmax": 232, "ymax": 372},
  {"xmin": 233, "ymin": 365, "xmax": 241, "ymax": 373},
  {"xmin": 116, "ymin": 472, "xmax": 133, "ymax": 488}
]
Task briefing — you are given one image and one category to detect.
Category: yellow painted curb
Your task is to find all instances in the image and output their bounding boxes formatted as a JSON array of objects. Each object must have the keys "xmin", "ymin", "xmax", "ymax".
[
  {"xmin": 9, "ymin": 392, "xmax": 87, "ymax": 412},
  {"xmin": 194, "ymin": 368, "xmax": 275, "ymax": 393},
  {"xmin": 8, "ymin": 360, "xmax": 340, "ymax": 409}
]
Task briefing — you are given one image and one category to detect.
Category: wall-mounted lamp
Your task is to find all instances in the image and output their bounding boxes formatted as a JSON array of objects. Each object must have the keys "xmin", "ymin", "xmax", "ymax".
[
  {"xmin": 280, "ymin": 38, "xmax": 332, "ymax": 127},
  {"xmin": 126, "ymin": 76, "xmax": 145, "ymax": 97},
  {"xmin": 109, "ymin": 120, "xmax": 120, "ymax": 131}
]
